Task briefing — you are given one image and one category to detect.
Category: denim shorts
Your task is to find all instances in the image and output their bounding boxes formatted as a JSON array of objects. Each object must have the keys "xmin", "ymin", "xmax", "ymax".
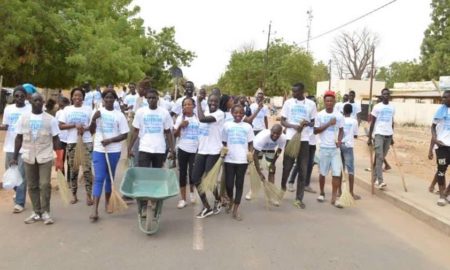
[
  {"xmin": 340, "ymin": 145, "xmax": 354, "ymax": 175},
  {"xmin": 319, "ymin": 147, "xmax": 342, "ymax": 177}
]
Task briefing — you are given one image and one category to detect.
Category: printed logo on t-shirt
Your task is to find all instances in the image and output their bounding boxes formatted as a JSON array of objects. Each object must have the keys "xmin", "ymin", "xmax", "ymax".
[
  {"xmin": 321, "ymin": 115, "xmax": 336, "ymax": 133},
  {"xmin": 263, "ymin": 141, "xmax": 278, "ymax": 149},
  {"xmin": 29, "ymin": 119, "xmax": 43, "ymax": 138},
  {"xmin": 101, "ymin": 114, "xmax": 115, "ymax": 134},
  {"xmin": 291, "ymin": 104, "xmax": 307, "ymax": 123},
  {"xmin": 198, "ymin": 123, "xmax": 209, "ymax": 137},
  {"xmin": 68, "ymin": 111, "xmax": 89, "ymax": 124},
  {"xmin": 143, "ymin": 114, "xmax": 162, "ymax": 134},
  {"xmin": 228, "ymin": 126, "xmax": 247, "ymax": 145},
  {"xmin": 7, "ymin": 113, "xmax": 21, "ymax": 132},
  {"xmin": 443, "ymin": 114, "xmax": 450, "ymax": 131},
  {"xmin": 182, "ymin": 122, "xmax": 199, "ymax": 140},
  {"xmin": 378, "ymin": 108, "xmax": 393, "ymax": 122}
]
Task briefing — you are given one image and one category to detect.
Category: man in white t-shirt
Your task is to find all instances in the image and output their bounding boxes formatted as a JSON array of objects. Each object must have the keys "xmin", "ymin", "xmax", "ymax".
[
  {"xmin": 11, "ymin": 93, "xmax": 61, "ymax": 225},
  {"xmin": 0, "ymin": 86, "xmax": 31, "ymax": 213},
  {"xmin": 430, "ymin": 90, "xmax": 450, "ymax": 206},
  {"xmin": 280, "ymin": 82, "xmax": 317, "ymax": 209},
  {"xmin": 345, "ymin": 90, "xmax": 362, "ymax": 124},
  {"xmin": 123, "ymin": 82, "xmax": 138, "ymax": 112},
  {"xmin": 334, "ymin": 94, "xmax": 348, "ymax": 115},
  {"xmin": 367, "ymin": 88, "xmax": 395, "ymax": 190},
  {"xmin": 251, "ymin": 124, "xmax": 286, "ymax": 205},
  {"xmin": 314, "ymin": 90, "xmax": 344, "ymax": 208},
  {"xmin": 250, "ymin": 89, "xmax": 269, "ymax": 135},
  {"xmin": 171, "ymin": 81, "xmax": 206, "ymax": 117}
]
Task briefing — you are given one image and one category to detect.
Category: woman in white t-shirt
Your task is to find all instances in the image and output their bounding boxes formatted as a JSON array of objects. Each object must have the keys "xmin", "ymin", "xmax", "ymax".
[
  {"xmin": 192, "ymin": 94, "xmax": 226, "ymax": 219},
  {"xmin": 88, "ymin": 89, "xmax": 129, "ymax": 222},
  {"xmin": 173, "ymin": 97, "xmax": 200, "ymax": 208},
  {"xmin": 59, "ymin": 87, "xmax": 94, "ymax": 205},
  {"xmin": 222, "ymin": 104, "xmax": 254, "ymax": 221},
  {"xmin": 55, "ymin": 97, "xmax": 70, "ymax": 181}
]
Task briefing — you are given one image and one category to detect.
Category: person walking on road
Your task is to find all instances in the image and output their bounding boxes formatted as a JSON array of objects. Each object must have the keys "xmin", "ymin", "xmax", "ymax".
[
  {"xmin": 314, "ymin": 91, "xmax": 344, "ymax": 208},
  {"xmin": 367, "ymin": 88, "xmax": 395, "ymax": 190},
  {"xmin": 430, "ymin": 90, "xmax": 450, "ymax": 206},
  {"xmin": 0, "ymin": 86, "xmax": 31, "ymax": 213},
  {"xmin": 341, "ymin": 103, "xmax": 360, "ymax": 200},
  {"xmin": 11, "ymin": 93, "xmax": 61, "ymax": 224}
]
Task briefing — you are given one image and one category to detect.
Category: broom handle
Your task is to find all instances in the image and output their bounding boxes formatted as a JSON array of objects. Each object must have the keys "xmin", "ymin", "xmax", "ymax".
[
  {"xmin": 391, "ymin": 145, "xmax": 408, "ymax": 192},
  {"xmin": 369, "ymin": 144, "xmax": 375, "ymax": 195}
]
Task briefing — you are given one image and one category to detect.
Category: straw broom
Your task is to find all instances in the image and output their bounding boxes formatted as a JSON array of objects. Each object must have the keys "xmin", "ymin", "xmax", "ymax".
[
  {"xmin": 73, "ymin": 134, "xmax": 85, "ymax": 170},
  {"xmin": 284, "ymin": 122, "xmax": 305, "ymax": 159},
  {"xmin": 100, "ymin": 120, "xmax": 128, "ymax": 213},
  {"xmin": 338, "ymin": 153, "xmax": 355, "ymax": 207},
  {"xmin": 57, "ymin": 170, "xmax": 71, "ymax": 206},
  {"xmin": 262, "ymin": 181, "xmax": 285, "ymax": 207},
  {"xmin": 248, "ymin": 160, "xmax": 262, "ymax": 195},
  {"xmin": 199, "ymin": 147, "xmax": 228, "ymax": 193}
]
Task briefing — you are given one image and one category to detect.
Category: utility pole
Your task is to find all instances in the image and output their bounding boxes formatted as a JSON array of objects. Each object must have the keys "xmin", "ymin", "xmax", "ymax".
[
  {"xmin": 306, "ymin": 8, "xmax": 313, "ymax": 53},
  {"xmin": 328, "ymin": 60, "xmax": 332, "ymax": 90},
  {"xmin": 263, "ymin": 21, "xmax": 272, "ymax": 91},
  {"xmin": 368, "ymin": 45, "xmax": 375, "ymax": 114}
]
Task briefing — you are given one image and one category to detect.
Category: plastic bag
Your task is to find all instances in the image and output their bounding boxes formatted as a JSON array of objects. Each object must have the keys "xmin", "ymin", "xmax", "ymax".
[{"xmin": 3, "ymin": 165, "xmax": 23, "ymax": 190}]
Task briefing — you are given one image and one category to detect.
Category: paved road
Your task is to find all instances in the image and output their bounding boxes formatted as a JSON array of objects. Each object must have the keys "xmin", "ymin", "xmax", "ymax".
[{"xmin": 0, "ymin": 164, "xmax": 449, "ymax": 270}]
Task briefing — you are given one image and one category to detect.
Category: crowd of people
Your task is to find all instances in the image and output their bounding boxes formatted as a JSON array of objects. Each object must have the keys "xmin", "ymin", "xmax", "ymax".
[{"xmin": 1, "ymin": 77, "xmax": 448, "ymax": 225}]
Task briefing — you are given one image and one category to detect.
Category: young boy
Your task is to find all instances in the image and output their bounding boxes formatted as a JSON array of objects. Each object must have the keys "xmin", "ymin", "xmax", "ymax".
[
  {"xmin": 314, "ymin": 91, "xmax": 344, "ymax": 208},
  {"xmin": 341, "ymin": 103, "xmax": 360, "ymax": 200}
]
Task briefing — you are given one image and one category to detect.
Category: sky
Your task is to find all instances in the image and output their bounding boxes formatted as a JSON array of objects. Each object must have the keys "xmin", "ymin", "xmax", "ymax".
[{"xmin": 133, "ymin": 0, "xmax": 432, "ymax": 86}]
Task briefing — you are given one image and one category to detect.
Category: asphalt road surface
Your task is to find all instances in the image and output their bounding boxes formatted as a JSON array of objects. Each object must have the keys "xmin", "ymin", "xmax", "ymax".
[{"xmin": 0, "ymin": 166, "xmax": 449, "ymax": 270}]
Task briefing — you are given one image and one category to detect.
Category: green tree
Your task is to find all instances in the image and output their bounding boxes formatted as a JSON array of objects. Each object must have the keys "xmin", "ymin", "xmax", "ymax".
[
  {"xmin": 217, "ymin": 39, "xmax": 315, "ymax": 96},
  {"xmin": 375, "ymin": 60, "xmax": 424, "ymax": 88},
  {"xmin": 421, "ymin": 0, "xmax": 450, "ymax": 79},
  {"xmin": 0, "ymin": 0, "xmax": 195, "ymax": 89}
]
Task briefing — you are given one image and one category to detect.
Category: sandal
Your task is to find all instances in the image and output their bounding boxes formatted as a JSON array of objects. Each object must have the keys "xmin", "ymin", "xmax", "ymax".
[
  {"xmin": 352, "ymin": 194, "xmax": 362, "ymax": 200},
  {"xmin": 89, "ymin": 214, "xmax": 99, "ymax": 222},
  {"xmin": 232, "ymin": 212, "xmax": 242, "ymax": 221},
  {"xmin": 86, "ymin": 195, "xmax": 94, "ymax": 206}
]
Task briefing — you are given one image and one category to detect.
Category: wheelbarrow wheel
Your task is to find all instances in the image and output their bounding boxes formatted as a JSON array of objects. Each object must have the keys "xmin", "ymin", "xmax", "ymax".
[{"xmin": 138, "ymin": 199, "xmax": 164, "ymax": 235}]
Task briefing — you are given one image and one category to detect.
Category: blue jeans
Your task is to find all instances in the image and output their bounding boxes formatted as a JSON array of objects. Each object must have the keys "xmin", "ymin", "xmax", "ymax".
[
  {"xmin": 92, "ymin": 151, "xmax": 121, "ymax": 197},
  {"xmin": 5, "ymin": 152, "xmax": 26, "ymax": 207}
]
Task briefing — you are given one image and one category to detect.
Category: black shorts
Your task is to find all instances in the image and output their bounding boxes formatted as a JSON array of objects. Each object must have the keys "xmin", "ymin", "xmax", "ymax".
[{"xmin": 436, "ymin": 146, "xmax": 450, "ymax": 166}]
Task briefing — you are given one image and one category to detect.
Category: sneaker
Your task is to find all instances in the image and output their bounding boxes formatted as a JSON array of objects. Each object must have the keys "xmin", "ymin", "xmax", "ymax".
[
  {"xmin": 13, "ymin": 204, "xmax": 24, "ymax": 214},
  {"xmin": 245, "ymin": 190, "xmax": 252, "ymax": 200},
  {"xmin": 24, "ymin": 212, "xmax": 41, "ymax": 224},
  {"xmin": 190, "ymin": 193, "xmax": 196, "ymax": 204},
  {"xmin": 213, "ymin": 201, "xmax": 222, "ymax": 214},
  {"xmin": 287, "ymin": 183, "xmax": 296, "ymax": 192},
  {"xmin": 317, "ymin": 194, "xmax": 325, "ymax": 202},
  {"xmin": 437, "ymin": 198, "xmax": 447, "ymax": 207},
  {"xmin": 333, "ymin": 201, "xmax": 344, "ymax": 209},
  {"xmin": 271, "ymin": 199, "xmax": 280, "ymax": 207},
  {"xmin": 304, "ymin": 186, "xmax": 317, "ymax": 193},
  {"xmin": 177, "ymin": 200, "xmax": 187, "ymax": 209},
  {"xmin": 42, "ymin": 212, "xmax": 54, "ymax": 225},
  {"xmin": 196, "ymin": 208, "xmax": 213, "ymax": 219},
  {"xmin": 293, "ymin": 199, "xmax": 305, "ymax": 209}
]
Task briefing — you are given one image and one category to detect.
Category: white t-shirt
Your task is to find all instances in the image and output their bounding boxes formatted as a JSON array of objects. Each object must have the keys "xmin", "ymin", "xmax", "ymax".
[
  {"xmin": 60, "ymin": 105, "xmax": 93, "ymax": 143},
  {"xmin": 174, "ymin": 114, "xmax": 200, "ymax": 153},
  {"xmin": 222, "ymin": 121, "xmax": 254, "ymax": 164},
  {"xmin": 281, "ymin": 98, "xmax": 317, "ymax": 141},
  {"xmin": 315, "ymin": 110, "xmax": 344, "ymax": 148},
  {"xmin": 250, "ymin": 103, "xmax": 269, "ymax": 131},
  {"xmin": 253, "ymin": 129, "xmax": 286, "ymax": 151},
  {"xmin": 198, "ymin": 109, "xmax": 225, "ymax": 155},
  {"xmin": 2, "ymin": 104, "xmax": 31, "ymax": 152},
  {"xmin": 123, "ymin": 93, "xmax": 138, "ymax": 109},
  {"xmin": 334, "ymin": 102, "xmax": 344, "ymax": 114},
  {"xmin": 132, "ymin": 106, "xmax": 173, "ymax": 154},
  {"xmin": 371, "ymin": 103, "xmax": 395, "ymax": 136},
  {"xmin": 171, "ymin": 96, "xmax": 207, "ymax": 116},
  {"xmin": 16, "ymin": 112, "xmax": 60, "ymax": 139},
  {"xmin": 224, "ymin": 111, "xmax": 234, "ymax": 122},
  {"xmin": 92, "ymin": 108, "xmax": 130, "ymax": 153},
  {"xmin": 342, "ymin": 117, "xmax": 359, "ymax": 148},
  {"xmin": 83, "ymin": 91, "xmax": 102, "ymax": 108},
  {"xmin": 159, "ymin": 97, "xmax": 173, "ymax": 113},
  {"xmin": 309, "ymin": 132, "xmax": 317, "ymax": 146},
  {"xmin": 344, "ymin": 102, "xmax": 361, "ymax": 120},
  {"xmin": 433, "ymin": 107, "xmax": 450, "ymax": 146},
  {"xmin": 55, "ymin": 109, "xmax": 68, "ymax": 143}
]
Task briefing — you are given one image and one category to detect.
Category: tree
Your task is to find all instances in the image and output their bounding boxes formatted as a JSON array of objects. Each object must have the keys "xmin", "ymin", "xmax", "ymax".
[
  {"xmin": 217, "ymin": 39, "xmax": 315, "ymax": 96},
  {"xmin": 375, "ymin": 60, "xmax": 425, "ymax": 88},
  {"xmin": 331, "ymin": 28, "xmax": 379, "ymax": 80},
  {"xmin": 0, "ymin": 0, "xmax": 195, "ymax": 89},
  {"xmin": 421, "ymin": 0, "xmax": 450, "ymax": 79}
]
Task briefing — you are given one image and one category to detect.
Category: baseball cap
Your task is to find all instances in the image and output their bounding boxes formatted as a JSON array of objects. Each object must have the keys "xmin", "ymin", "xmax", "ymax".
[
  {"xmin": 324, "ymin": 90, "xmax": 336, "ymax": 98},
  {"xmin": 22, "ymin": 83, "xmax": 37, "ymax": 94}
]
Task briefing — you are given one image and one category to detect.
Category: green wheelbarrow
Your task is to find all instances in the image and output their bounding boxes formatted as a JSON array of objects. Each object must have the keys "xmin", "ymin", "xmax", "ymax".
[{"xmin": 120, "ymin": 167, "xmax": 179, "ymax": 235}]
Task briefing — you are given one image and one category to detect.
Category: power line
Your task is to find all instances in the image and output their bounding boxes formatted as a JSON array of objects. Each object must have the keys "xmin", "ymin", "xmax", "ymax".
[{"xmin": 299, "ymin": 0, "xmax": 398, "ymax": 44}]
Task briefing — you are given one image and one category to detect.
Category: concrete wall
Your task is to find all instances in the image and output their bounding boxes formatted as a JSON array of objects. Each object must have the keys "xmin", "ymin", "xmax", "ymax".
[
  {"xmin": 391, "ymin": 101, "xmax": 439, "ymax": 126},
  {"xmin": 317, "ymin": 80, "xmax": 386, "ymax": 102}
]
